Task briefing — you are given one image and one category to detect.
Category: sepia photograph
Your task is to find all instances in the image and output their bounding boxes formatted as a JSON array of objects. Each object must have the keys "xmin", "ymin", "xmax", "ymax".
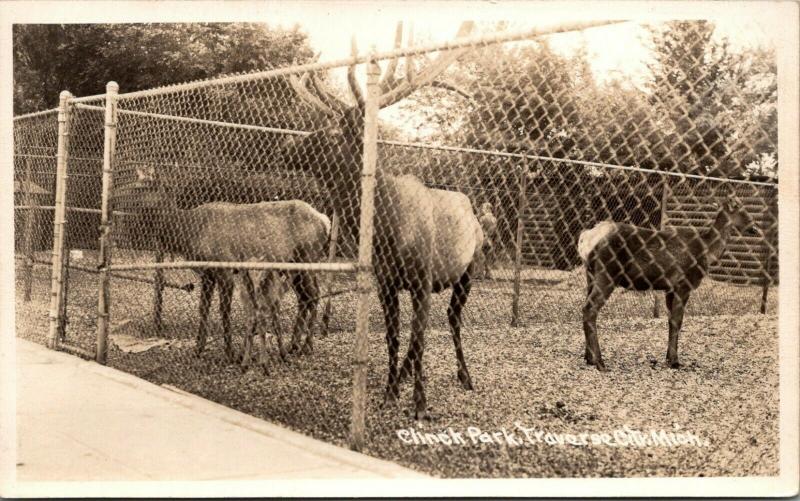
[{"xmin": 0, "ymin": 0, "xmax": 797, "ymax": 497}]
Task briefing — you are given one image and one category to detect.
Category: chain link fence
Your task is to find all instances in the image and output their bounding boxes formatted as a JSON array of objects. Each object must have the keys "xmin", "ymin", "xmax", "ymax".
[{"xmin": 14, "ymin": 20, "xmax": 779, "ymax": 477}]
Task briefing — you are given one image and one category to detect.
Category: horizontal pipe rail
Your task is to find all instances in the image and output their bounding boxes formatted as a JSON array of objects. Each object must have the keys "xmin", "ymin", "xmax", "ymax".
[
  {"xmin": 65, "ymin": 108, "xmax": 776, "ymax": 190},
  {"xmin": 108, "ymin": 261, "xmax": 358, "ymax": 273},
  {"xmin": 13, "ymin": 153, "xmax": 101, "ymax": 163},
  {"xmin": 13, "ymin": 255, "xmax": 195, "ymax": 292},
  {"xmin": 96, "ymin": 20, "xmax": 627, "ymax": 103},
  {"xmin": 14, "ymin": 205, "xmax": 134, "ymax": 216},
  {"xmin": 379, "ymin": 139, "xmax": 779, "ymax": 188},
  {"xmin": 13, "ymin": 108, "xmax": 59, "ymax": 121},
  {"xmin": 116, "ymin": 107, "xmax": 311, "ymax": 136},
  {"xmin": 57, "ymin": 342, "xmax": 95, "ymax": 360}
]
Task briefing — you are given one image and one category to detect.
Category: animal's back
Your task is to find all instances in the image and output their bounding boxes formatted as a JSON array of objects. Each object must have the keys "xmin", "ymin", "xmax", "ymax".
[
  {"xmin": 193, "ymin": 200, "xmax": 329, "ymax": 262},
  {"xmin": 586, "ymin": 221, "xmax": 711, "ymax": 291}
]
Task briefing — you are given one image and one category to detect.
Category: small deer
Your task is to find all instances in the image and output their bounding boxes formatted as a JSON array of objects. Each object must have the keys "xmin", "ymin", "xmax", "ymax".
[
  {"xmin": 578, "ymin": 195, "xmax": 760, "ymax": 370},
  {"xmin": 129, "ymin": 165, "xmax": 330, "ymax": 367},
  {"xmin": 279, "ymin": 22, "xmax": 482, "ymax": 419}
]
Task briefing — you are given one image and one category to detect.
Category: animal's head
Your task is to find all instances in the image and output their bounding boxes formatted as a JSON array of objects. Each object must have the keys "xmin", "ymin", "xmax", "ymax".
[
  {"xmin": 279, "ymin": 21, "xmax": 475, "ymax": 182},
  {"xmin": 124, "ymin": 164, "xmax": 176, "ymax": 212},
  {"xmin": 278, "ymin": 109, "xmax": 364, "ymax": 181},
  {"xmin": 480, "ymin": 202, "xmax": 493, "ymax": 215},
  {"xmin": 717, "ymin": 195, "xmax": 760, "ymax": 237}
]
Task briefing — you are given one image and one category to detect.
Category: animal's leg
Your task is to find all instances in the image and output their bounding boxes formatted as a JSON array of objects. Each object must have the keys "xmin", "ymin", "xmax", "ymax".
[
  {"xmin": 398, "ymin": 341, "xmax": 416, "ymax": 384},
  {"xmin": 196, "ymin": 270, "xmax": 216, "ymax": 355},
  {"xmin": 582, "ymin": 266, "xmax": 613, "ymax": 371},
  {"xmin": 261, "ymin": 272, "xmax": 288, "ymax": 362},
  {"xmin": 410, "ymin": 285, "xmax": 432, "ymax": 420},
  {"xmin": 448, "ymin": 270, "xmax": 474, "ymax": 390},
  {"xmin": 239, "ymin": 271, "xmax": 259, "ymax": 369},
  {"xmin": 218, "ymin": 272, "xmax": 235, "ymax": 361},
  {"xmin": 378, "ymin": 282, "xmax": 400, "ymax": 406},
  {"xmin": 665, "ymin": 289, "xmax": 689, "ymax": 368},
  {"xmin": 583, "ymin": 267, "xmax": 595, "ymax": 364},
  {"xmin": 292, "ymin": 272, "xmax": 319, "ymax": 355}
]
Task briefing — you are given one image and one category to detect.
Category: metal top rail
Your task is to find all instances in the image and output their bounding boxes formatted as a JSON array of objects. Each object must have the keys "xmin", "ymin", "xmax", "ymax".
[
  {"xmin": 13, "ymin": 108, "xmax": 59, "ymax": 121},
  {"xmin": 66, "ymin": 20, "xmax": 626, "ymax": 103}
]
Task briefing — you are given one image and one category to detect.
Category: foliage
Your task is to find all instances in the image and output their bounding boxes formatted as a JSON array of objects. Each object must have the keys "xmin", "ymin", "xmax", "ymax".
[
  {"xmin": 13, "ymin": 23, "xmax": 314, "ymax": 114},
  {"xmin": 645, "ymin": 21, "xmax": 777, "ymax": 178}
]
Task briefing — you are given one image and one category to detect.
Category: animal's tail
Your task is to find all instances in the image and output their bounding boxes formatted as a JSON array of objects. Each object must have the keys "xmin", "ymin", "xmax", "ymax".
[{"xmin": 577, "ymin": 221, "xmax": 617, "ymax": 262}]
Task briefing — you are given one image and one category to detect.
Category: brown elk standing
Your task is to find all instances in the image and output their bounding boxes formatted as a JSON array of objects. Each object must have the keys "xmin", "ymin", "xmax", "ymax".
[
  {"xmin": 129, "ymin": 165, "xmax": 330, "ymax": 368},
  {"xmin": 279, "ymin": 22, "xmax": 483, "ymax": 418},
  {"xmin": 578, "ymin": 195, "xmax": 759, "ymax": 370}
]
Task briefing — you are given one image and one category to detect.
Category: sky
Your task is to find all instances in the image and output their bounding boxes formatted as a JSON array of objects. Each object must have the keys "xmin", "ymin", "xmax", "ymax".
[
  {"xmin": 253, "ymin": 1, "xmax": 781, "ymax": 137},
  {"xmin": 262, "ymin": 1, "xmax": 780, "ymax": 88}
]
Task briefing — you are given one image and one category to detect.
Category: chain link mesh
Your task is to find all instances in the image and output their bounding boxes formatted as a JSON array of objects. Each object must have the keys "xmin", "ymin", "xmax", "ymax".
[{"xmin": 14, "ymin": 20, "xmax": 779, "ymax": 477}]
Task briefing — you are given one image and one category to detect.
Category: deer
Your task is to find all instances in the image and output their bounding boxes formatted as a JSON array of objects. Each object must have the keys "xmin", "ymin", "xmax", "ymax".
[
  {"xmin": 128, "ymin": 165, "xmax": 330, "ymax": 369},
  {"xmin": 578, "ymin": 195, "xmax": 760, "ymax": 370},
  {"xmin": 277, "ymin": 21, "xmax": 483, "ymax": 419}
]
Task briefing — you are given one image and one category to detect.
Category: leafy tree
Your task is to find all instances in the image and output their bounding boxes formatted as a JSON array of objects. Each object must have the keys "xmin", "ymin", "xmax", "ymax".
[
  {"xmin": 645, "ymin": 21, "xmax": 776, "ymax": 178},
  {"xmin": 13, "ymin": 23, "xmax": 314, "ymax": 114}
]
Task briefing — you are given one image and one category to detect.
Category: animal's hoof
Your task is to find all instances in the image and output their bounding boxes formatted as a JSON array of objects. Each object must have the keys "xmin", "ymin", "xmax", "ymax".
[
  {"xmin": 669, "ymin": 360, "xmax": 682, "ymax": 369},
  {"xmin": 458, "ymin": 372, "xmax": 474, "ymax": 390},
  {"xmin": 288, "ymin": 344, "xmax": 302, "ymax": 355},
  {"xmin": 409, "ymin": 408, "xmax": 439, "ymax": 421},
  {"xmin": 381, "ymin": 389, "xmax": 399, "ymax": 409},
  {"xmin": 596, "ymin": 362, "xmax": 608, "ymax": 372}
]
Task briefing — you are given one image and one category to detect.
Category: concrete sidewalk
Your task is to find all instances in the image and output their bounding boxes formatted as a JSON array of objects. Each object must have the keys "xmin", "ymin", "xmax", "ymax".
[{"xmin": 8, "ymin": 338, "xmax": 424, "ymax": 492}]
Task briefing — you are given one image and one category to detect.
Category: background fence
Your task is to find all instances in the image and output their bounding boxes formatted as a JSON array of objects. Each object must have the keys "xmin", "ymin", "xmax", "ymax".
[{"xmin": 13, "ymin": 20, "xmax": 780, "ymax": 477}]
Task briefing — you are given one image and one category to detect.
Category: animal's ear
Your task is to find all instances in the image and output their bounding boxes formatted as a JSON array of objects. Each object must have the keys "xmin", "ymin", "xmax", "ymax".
[
  {"xmin": 325, "ymin": 123, "xmax": 344, "ymax": 138},
  {"xmin": 721, "ymin": 195, "xmax": 738, "ymax": 212},
  {"xmin": 135, "ymin": 165, "xmax": 157, "ymax": 185}
]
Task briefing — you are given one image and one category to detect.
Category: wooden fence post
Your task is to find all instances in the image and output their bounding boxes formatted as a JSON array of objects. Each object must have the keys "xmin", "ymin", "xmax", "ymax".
[
  {"xmin": 321, "ymin": 212, "xmax": 340, "ymax": 337},
  {"xmin": 47, "ymin": 91, "xmax": 73, "ymax": 349},
  {"xmin": 349, "ymin": 53, "xmax": 380, "ymax": 452},
  {"xmin": 653, "ymin": 178, "xmax": 669, "ymax": 318},
  {"xmin": 511, "ymin": 161, "xmax": 529, "ymax": 327},
  {"xmin": 21, "ymin": 157, "xmax": 38, "ymax": 302},
  {"xmin": 153, "ymin": 246, "xmax": 165, "ymax": 334},
  {"xmin": 96, "ymin": 82, "xmax": 119, "ymax": 364}
]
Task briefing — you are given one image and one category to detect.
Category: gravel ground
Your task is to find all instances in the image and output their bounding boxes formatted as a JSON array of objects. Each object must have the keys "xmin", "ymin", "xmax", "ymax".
[{"xmin": 15, "ymin": 257, "xmax": 779, "ymax": 478}]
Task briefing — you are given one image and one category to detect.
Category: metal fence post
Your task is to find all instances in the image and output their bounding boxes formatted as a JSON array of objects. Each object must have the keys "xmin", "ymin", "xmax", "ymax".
[
  {"xmin": 96, "ymin": 82, "xmax": 119, "ymax": 364},
  {"xmin": 47, "ymin": 91, "xmax": 73, "ymax": 349},
  {"xmin": 653, "ymin": 178, "xmax": 670, "ymax": 318},
  {"xmin": 21, "ymin": 157, "xmax": 38, "ymax": 301},
  {"xmin": 322, "ymin": 212, "xmax": 340, "ymax": 337},
  {"xmin": 511, "ymin": 161, "xmax": 529, "ymax": 327},
  {"xmin": 349, "ymin": 54, "xmax": 380, "ymax": 451},
  {"xmin": 153, "ymin": 247, "xmax": 165, "ymax": 334}
]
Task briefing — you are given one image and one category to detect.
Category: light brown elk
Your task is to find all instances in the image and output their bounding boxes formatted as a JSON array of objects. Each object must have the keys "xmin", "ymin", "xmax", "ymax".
[
  {"xmin": 279, "ymin": 22, "xmax": 483, "ymax": 418},
  {"xmin": 129, "ymin": 166, "xmax": 330, "ymax": 367},
  {"xmin": 578, "ymin": 195, "xmax": 759, "ymax": 370}
]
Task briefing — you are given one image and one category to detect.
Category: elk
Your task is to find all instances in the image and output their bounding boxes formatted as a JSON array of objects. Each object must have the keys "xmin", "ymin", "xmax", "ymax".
[
  {"xmin": 279, "ymin": 21, "xmax": 483, "ymax": 418},
  {"xmin": 128, "ymin": 165, "xmax": 330, "ymax": 367},
  {"xmin": 578, "ymin": 195, "xmax": 759, "ymax": 370}
]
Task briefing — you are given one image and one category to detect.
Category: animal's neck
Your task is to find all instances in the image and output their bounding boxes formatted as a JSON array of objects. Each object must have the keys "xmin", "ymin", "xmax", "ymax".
[
  {"xmin": 153, "ymin": 207, "xmax": 205, "ymax": 258},
  {"xmin": 702, "ymin": 210, "xmax": 732, "ymax": 261},
  {"xmin": 326, "ymin": 165, "xmax": 388, "ymax": 221}
]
